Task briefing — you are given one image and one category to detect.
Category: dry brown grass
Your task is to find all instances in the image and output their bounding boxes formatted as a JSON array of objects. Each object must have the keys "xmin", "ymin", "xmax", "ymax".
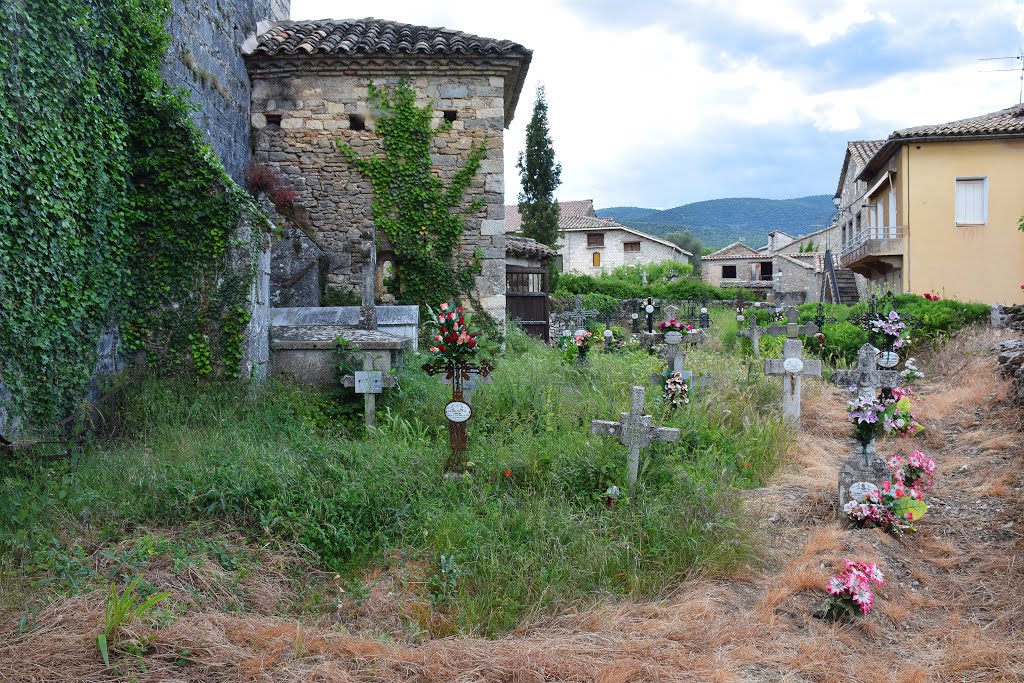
[{"xmin": 4, "ymin": 325, "xmax": 1024, "ymax": 682}]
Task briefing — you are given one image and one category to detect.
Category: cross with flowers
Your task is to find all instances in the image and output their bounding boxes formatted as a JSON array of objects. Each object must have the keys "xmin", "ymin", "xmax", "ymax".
[
  {"xmin": 422, "ymin": 302, "xmax": 493, "ymax": 473},
  {"xmin": 567, "ymin": 295, "xmax": 598, "ymax": 334}
]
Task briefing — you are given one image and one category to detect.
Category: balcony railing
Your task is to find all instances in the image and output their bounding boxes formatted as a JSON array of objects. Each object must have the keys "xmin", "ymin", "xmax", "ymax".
[{"xmin": 840, "ymin": 226, "xmax": 903, "ymax": 268}]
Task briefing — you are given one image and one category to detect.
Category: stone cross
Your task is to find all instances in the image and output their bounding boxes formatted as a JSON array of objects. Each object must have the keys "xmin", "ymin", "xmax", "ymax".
[
  {"xmin": 663, "ymin": 304, "xmax": 680, "ymax": 323},
  {"xmin": 340, "ymin": 352, "xmax": 396, "ymax": 428},
  {"xmin": 736, "ymin": 315, "xmax": 767, "ymax": 360},
  {"xmin": 568, "ymin": 295, "xmax": 598, "ymax": 333},
  {"xmin": 359, "ymin": 225, "xmax": 377, "ymax": 330},
  {"xmin": 763, "ymin": 308, "xmax": 821, "ymax": 425},
  {"xmin": 591, "ymin": 386, "xmax": 680, "ymax": 497},
  {"xmin": 831, "ymin": 343, "xmax": 903, "ymax": 512}
]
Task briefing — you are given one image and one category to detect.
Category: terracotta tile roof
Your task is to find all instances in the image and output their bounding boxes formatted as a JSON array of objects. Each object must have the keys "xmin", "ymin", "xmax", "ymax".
[
  {"xmin": 701, "ymin": 241, "xmax": 761, "ymax": 260},
  {"xmin": 836, "ymin": 140, "xmax": 885, "ymax": 198},
  {"xmin": 504, "ymin": 199, "xmax": 595, "ymax": 232},
  {"xmin": 860, "ymin": 105, "xmax": 1024, "ymax": 179},
  {"xmin": 247, "ymin": 18, "xmax": 532, "ymax": 126},
  {"xmin": 251, "ymin": 18, "xmax": 530, "ymax": 57},
  {"xmin": 506, "ymin": 234, "xmax": 556, "ymax": 260},
  {"xmin": 561, "ymin": 215, "xmax": 621, "ymax": 230}
]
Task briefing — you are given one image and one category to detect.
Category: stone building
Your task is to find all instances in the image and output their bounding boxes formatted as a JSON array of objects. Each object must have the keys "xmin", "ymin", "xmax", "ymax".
[
  {"xmin": 244, "ymin": 19, "xmax": 532, "ymax": 321},
  {"xmin": 504, "ymin": 199, "xmax": 691, "ymax": 274}
]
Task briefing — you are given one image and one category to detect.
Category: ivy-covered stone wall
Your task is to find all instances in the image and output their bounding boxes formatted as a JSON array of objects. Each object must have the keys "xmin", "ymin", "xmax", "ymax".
[
  {"xmin": 0, "ymin": 0, "xmax": 275, "ymax": 434},
  {"xmin": 163, "ymin": 0, "xmax": 289, "ymax": 182}
]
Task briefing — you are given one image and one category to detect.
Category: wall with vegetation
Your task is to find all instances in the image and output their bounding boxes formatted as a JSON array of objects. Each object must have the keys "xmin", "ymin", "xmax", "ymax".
[
  {"xmin": 163, "ymin": 0, "xmax": 289, "ymax": 182},
  {"xmin": 0, "ymin": 0, "xmax": 268, "ymax": 434}
]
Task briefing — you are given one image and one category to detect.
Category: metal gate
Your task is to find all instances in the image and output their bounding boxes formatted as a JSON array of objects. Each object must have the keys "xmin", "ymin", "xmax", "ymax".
[{"xmin": 506, "ymin": 265, "xmax": 550, "ymax": 342}]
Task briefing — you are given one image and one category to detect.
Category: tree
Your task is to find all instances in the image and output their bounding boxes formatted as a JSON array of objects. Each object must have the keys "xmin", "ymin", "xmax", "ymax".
[
  {"xmin": 516, "ymin": 85, "xmax": 562, "ymax": 247},
  {"xmin": 663, "ymin": 231, "xmax": 705, "ymax": 273}
]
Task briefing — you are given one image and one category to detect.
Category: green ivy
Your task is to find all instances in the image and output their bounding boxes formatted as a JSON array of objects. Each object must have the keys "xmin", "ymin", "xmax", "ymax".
[
  {"xmin": 336, "ymin": 79, "xmax": 487, "ymax": 306},
  {"xmin": 0, "ymin": 0, "xmax": 264, "ymax": 428}
]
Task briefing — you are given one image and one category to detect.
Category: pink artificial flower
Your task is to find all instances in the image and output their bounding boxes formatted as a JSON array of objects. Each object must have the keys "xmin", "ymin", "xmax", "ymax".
[
  {"xmin": 440, "ymin": 302, "xmax": 449, "ymax": 311},
  {"xmin": 429, "ymin": 347, "xmax": 439, "ymax": 353}
]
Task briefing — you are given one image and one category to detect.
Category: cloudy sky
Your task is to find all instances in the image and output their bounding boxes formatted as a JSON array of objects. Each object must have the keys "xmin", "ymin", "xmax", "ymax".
[{"xmin": 292, "ymin": 0, "xmax": 1024, "ymax": 210}]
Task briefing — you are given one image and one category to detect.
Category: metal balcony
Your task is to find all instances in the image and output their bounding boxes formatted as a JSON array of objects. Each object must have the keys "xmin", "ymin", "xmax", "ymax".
[{"xmin": 839, "ymin": 226, "xmax": 903, "ymax": 270}]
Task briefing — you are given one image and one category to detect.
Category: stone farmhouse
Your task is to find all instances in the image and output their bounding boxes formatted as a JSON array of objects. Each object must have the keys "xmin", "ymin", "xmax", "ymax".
[
  {"xmin": 835, "ymin": 105, "xmax": 1024, "ymax": 305},
  {"xmin": 700, "ymin": 223, "xmax": 851, "ymax": 305},
  {"xmin": 504, "ymin": 200, "xmax": 691, "ymax": 275},
  {"xmin": 245, "ymin": 18, "xmax": 533, "ymax": 323}
]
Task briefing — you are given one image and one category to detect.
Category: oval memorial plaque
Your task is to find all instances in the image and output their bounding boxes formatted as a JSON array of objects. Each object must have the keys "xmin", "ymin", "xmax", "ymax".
[
  {"xmin": 878, "ymin": 351, "xmax": 900, "ymax": 368},
  {"xmin": 849, "ymin": 481, "xmax": 879, "ymax": 500},
  {"xmin": 444, "ymin": 401, "xmax": 473, "ymax": 424},
  {"xmin": 783, "ymin": 357, "xmax": 804, "ymax": 374},
  {"xmin": 736, "ymin": 314, "xmax": 745, "ymax": 322},
  {"xmin": 645, "ymin": 304, "xmax": 654, "ymax": 314},
  {"xmin": 664, "ymin": 331, "xmax": 683, "ymax": 344}
]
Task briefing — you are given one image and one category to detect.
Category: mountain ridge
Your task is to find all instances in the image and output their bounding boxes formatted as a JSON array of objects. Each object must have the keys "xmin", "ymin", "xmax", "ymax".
[{"xmin": 596, "ymin": 194, "xmax": 835, "ymax": 250}]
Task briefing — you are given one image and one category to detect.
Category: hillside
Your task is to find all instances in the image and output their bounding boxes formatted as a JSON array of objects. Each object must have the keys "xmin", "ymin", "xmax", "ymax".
[{"xmin": 598, "ymin": 195, "xmax": 835, "ymax": 250}]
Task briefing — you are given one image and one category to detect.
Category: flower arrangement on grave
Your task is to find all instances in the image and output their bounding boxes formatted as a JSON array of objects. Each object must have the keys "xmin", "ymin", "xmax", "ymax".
[
  {"xmin": 844, "ymin": 481, "xmax": 925, "ymax": 536},
  {"xmin": 887, "ymin": 450, "xmax": 936, "ymax": 491},
  {"xmin": 657, "ymin": 319, "xmax": 694, "ymax": 334},
  {"xmin": 870, "ymin": 310, "xmax": 911, "ymax": 350},
  {"xmin": 847, "ymin": 390, "xmax": 923, "ymax": 447},
  {"xmin": 574, "ymin": 329, "xmax": 595, "ymax": 351},
  {"xmin": 900, "ymin": 358, "xmax": 924, "ymax": 384},
  {"xmin": 813, "ymin": 331, "xmax": 826, "ymax": 352},
  {"xmin": 661, "ymin": 371, "xmax": 690, "ymax": 407},
  {"xmin": 422, "ymin": 302, "xmax": 494, "ymax": 379},
  {"xmin": 820, "ymin": 559, "xmax": 885, "ymax": 620}
]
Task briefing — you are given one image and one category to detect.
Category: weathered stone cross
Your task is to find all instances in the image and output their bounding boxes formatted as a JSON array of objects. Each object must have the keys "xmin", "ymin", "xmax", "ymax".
[
  {"xmin": 736, "ymin": 314, "xmax": 767, "ymax": 360},
  {"xmin": 591, "ymin": 386, "xmax": 680, "ymax": 498},
  {"xmin": 763, "ymin": 307, "xmax": 821, "ymax": 425},
  {"xmin": 831, "ymin": 343, "xmax": 904, "ymax": 511}
]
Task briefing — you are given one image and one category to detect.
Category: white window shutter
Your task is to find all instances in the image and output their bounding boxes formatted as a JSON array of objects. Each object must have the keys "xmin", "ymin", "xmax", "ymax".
[{"xmin": 956, "ymin": 178, "xmax": 987, "ymax": 225}]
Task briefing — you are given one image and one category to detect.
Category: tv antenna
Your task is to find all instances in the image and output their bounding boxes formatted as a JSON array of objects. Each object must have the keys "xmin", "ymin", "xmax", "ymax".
[{"xmin": 978, "ymin": 51, "xmax": 1024, "ymax": 104}]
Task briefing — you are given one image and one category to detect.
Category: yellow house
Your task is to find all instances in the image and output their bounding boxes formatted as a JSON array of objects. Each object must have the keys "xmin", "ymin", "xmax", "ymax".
[{"xmin": 838, "ymin": 105, "xmax": 1024, "ymax": 305}]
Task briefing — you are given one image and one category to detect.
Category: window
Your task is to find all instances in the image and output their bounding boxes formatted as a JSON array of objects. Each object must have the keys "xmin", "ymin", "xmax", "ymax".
[
  {"xmin": 443, "ymin": 110, "xmax": 458, "ymax": 123},
  {"xmin": 264, "ymin": 113, "xmax": 282, "ymax": 127},
  {"xmin": 888, "ymin": 188, "xmax": 897, "ymax": 227},
  {"xmin": 586, "ymin": 233, "xmax": 605, "ymax": 247},
  {"xmin": 721, "ymin": 264, "xmax": 737, "ymax": 279},
  {"xmin": 592, "ymin": 252, "xmax": 601, "ymax": 267},
  {"xmin": 955, "ymin": 177, "xmax": 988, "ymax": 225},
  {"xmin": 623, "ymin": 241, "xmax": 641, "ymax": 253},
  {"xmin": 349, "ymin": 113, "xmax": 366, "ymax": 131}
]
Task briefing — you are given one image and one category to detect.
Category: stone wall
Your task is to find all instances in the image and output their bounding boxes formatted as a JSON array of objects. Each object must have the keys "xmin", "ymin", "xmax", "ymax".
[
  {"xmin": 560, "ymin": 229, "xmax": 685, "ymax": 274},
  {"xmin": 164, "ymin": 0, "xmax": 290, "ymax": 182},
  {"xmin": 249, "ymin": 69, "xmax": 507, "ymax": 320}
]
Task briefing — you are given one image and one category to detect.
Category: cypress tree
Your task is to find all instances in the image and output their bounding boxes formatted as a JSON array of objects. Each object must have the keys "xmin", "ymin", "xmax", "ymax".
[{"xmin": 516, "ymin": 85, "xmax": 562, "ymax": 247}]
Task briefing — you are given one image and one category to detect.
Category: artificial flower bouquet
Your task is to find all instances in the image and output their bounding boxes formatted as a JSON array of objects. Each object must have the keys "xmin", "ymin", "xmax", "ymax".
[
  {"xmin": 423, "ymin": 302, "xmax": 492, "ymax": 373},
  {"xmin": 657, "ymin": 319, "xmax": 694, "ymax": 334},
  {"xmin": 661, "ymin": 371, "xmax": 690, "ymax": 407},
  {"xmin": 847, "ymin": 390, "xmax": 923, "ymax": 446},
  {"xmin": 900, "ymin": 357, "xmax": 924, "ymax": 384},
  {"xmin": 844, "ymin": 481, "xmax": 925, "ymax": 536},
  {"xmin": 870, "ymin": 309, "xmax": 911, "ymax": 351},
  {"xmin": 821, "ymin": 559, "xmax": 885, "ymax": 620},
  {"xmin": 887, "ymin": 450, "xmax": 936, "ymax": 491}
]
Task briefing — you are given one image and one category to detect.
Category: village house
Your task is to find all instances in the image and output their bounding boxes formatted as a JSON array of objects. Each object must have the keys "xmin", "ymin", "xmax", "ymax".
[
  {"xmin": 504, "ymin": 200, "xmax": 691, "ymax": 275},
  {"xmin": 837, "ymin": 105, "xmax": 1024, "ymax": 305},
  {"xmin": 700, "ymin": 223, "xmax": 849, "ymax": 305},
  {"xmin": 244, "ymin": 18, "xmax": 532, "ymax": 322}
]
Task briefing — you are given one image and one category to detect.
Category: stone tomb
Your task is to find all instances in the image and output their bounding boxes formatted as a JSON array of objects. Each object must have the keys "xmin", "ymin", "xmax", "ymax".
[
  {"xmin": 763, "ymin": 308, "xmax": 821, "ymax": 425},
  {"xmin": 831, "ymin": 343, "xmax": 903, "ymax": 512},
  {"xmin": 270, "ymin": 324, "xmax": 411, "ymax": 387}
]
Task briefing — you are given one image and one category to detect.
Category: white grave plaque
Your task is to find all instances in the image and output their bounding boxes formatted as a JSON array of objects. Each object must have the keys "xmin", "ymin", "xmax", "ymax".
[
  {"xmin": 354, "ymin": 371, "xmax": 383, "ymax": 394},
  {"xmin": 849, "ymin": 481, "xmax": 879, "ymax": 500},
  {"xmin": 645, "ymin": 304, "xmax": 654, "ymax": 314},
  {"xmin": 878, "ymin": 351, "xmax": 899, "ymax": 368},
  {"xmin": 664, "ymin": 331, "xmax": 683, "ymax": 344},
  {"xmin": 444, "ymin": 401, "xmax": 472, "ymax": 423},
  {"xmin": 783, "ymin": 357, "xmax": 804, "ymax": 374}
]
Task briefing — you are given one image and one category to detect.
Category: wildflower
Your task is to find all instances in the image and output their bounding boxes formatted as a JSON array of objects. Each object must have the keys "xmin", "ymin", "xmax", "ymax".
[{"xmin": 504, "ymin": 469, "xmax": 512, "ymax": 477}]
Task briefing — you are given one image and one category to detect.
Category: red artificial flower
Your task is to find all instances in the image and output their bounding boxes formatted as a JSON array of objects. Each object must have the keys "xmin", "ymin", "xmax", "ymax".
[
  {"xmin": 438, "ymin": 345, "xmax": 446, "ymax": 352},
  {"xmin": 457, "ymin": 307, "xmax": 464, "ymax": 313},
  {"xmin": 438, "ymin": 314, "xmax": 445, "ymax": 323},
  {"xmin": 449, "ymin": 312, "xmax": 457, "ymax": 321},
  {"xmin": 468, "ymin": 339, "xmax": 477, "ymax": 348},
  {"xmin": 504, "ymin": 469, "xmax": 512, "ymax": 477},
  {"xmin": 458, "ymin": 316, "xmax": 465, "ymax": 326}
]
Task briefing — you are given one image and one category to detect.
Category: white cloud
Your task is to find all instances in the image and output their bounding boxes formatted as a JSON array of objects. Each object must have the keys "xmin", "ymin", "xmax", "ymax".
[{"xmin": 289, "ymin": 0, "xmax": 1024, "ymax": 207}]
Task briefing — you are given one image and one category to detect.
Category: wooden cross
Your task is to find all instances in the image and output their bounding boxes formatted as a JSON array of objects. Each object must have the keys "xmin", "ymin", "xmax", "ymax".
[
  {"xmin": 340, "ymin": 352, "xmax": 396, "ymax": 428},
  {"xmin": 736, "ymin": 315, "xmax": 767, "ymax": 360},
  {"xmin": 424, "ymin": 360, "xmax": 493, "ymax": 472},
  {"xmin": 591, "ymin": 386, "xmax": 680, "ymax": 497},
  {"xmin": 763, "ymin": 308, "xmax": 821, "ymax": 425}
]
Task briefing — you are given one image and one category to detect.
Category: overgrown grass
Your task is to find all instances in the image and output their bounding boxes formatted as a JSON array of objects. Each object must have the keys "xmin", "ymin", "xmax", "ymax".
[{"xmin": 0, "ymin": 326, "xmax": 789, "ymax": 636}]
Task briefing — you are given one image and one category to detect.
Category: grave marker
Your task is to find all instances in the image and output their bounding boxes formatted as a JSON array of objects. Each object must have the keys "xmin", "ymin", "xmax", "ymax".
[
  {"xmin": 591, "ymin": 386, "xmax": 680, "ymax": 497},
  {"xmin": 736, "ymin": 315, "xmax": 767, "ymax": 360},
  {"xmin": 340, "ymin": 352, "xmax": 396, "ymax": 428},
  {"xmin": 763, "ymin": 307, "xmax": 821, "ymax": 424},
  {"xmin": 831, "ymin": 343, "xmax": 903, "ymax": 511}
]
